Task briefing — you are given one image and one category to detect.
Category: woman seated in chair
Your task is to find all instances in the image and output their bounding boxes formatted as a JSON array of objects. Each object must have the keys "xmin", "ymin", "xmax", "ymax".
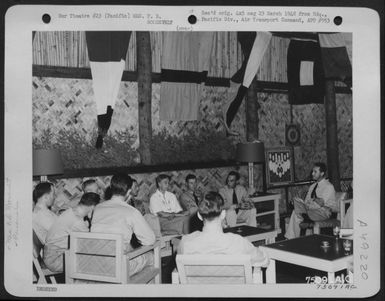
[{"xmin": 177, "ymin": 191, "xmax": 268, "ymax": 267}]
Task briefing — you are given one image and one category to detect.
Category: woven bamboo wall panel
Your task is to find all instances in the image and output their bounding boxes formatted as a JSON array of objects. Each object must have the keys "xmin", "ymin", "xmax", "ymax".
[
  {"xmin": 33, "ymin": 31, "xmax": 291, "ymax": 82},
  {"xmin": 258, "ymin": 92, "xmax": 352, "ymax": 182},
  {"xmin": 256, "ymin": 36, "xmax": 289, "ymax": 83},
  {"xmin": 33, "ymin": 77, "xmax": 245, "ymax": 147},
  {"xmin": 336, "ymin": 94, "xmax": 353, "ymax": 178},
  {"xmin": 43, "ymin": 165, "xmax": 266, "ymax": 213}
]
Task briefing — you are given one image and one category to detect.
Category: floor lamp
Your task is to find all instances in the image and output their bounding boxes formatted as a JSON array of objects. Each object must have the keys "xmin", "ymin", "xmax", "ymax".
[
  {"xmin": 33, "ymin": 149, "xmax": 64, "ymax": 182},
  {"xmin": 236, "ymin": 141, "xmax": 265, "ymax": 192}
]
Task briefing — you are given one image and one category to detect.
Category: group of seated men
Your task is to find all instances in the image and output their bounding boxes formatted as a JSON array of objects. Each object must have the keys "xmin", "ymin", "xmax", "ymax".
[
  {"xmin": 33, "ymin": 162, "xmax": 343, "ymax": 280},
  {"xmin": 32, "ymin": 171, "xmax": 262, "ymax": 278}
]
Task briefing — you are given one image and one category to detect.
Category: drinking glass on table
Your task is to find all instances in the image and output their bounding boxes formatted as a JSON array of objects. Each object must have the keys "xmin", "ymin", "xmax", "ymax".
[
  {"xmin": 333, "ymin": 226, "xmax": 340, "ymax": 239},
  {"xmin": 343, "ymin": 239, "xmax": 352, "ymax": 254}
]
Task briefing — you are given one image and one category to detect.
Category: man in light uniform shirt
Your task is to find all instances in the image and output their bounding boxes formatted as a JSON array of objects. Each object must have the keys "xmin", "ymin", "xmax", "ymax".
[
  {"xmin": 178, "ymin": 191, "xmax": 268, "ymax": 269},
  {"xmin": 33, "ymin": 182, "xmax": 58, "ymax": 244},
  {"xmin": 44, "ymin": 192, "xmax": 100, "ymax": 272},
  {"xmin": 91, "ymin": 173, "xmax": 156, "ymax": 276},
  {"xmin": 219, "ymin": 171, "xmax": 257, "ymax": 227},
  {"xmin": 149, "ymin": 174, "xmax": 189, "ymax": 235},
  {"xmin": 285, "ymin": 162, "xmax": 336, "ymax": 239}
]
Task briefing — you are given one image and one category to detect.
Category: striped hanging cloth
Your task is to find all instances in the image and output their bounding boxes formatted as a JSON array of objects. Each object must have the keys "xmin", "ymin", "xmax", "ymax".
[
  {"xmin": 318, "ymin": 33, "xmax": 352, "ymax": 87},
  {"xmin": 223, "ymin": 31, "xmax": 272, "ymax": 133},
  {"xmin": 86, "ymin": 31, "xmax": 131, "ymax": 115},
  {"xmin": 160, "ymin": 32, "xmax": 215, "ymax": 121},
  {"xmin": 287, "ymin": 38, "xmax": 325, "ymax": 105}
]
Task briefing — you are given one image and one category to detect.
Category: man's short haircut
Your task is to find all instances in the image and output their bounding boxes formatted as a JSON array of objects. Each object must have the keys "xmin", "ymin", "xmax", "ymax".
[
  {"xmin": 198, "ymin": 191, "xmax": 224, "ymax": 221},
  {"xmin": 79, "ymin": 192, "xmax": 100, "ymax": 206},
  {"xmin": 226, "ymin": 171, "xmax": 240, "ymax": 185},
  {"xmin": 104, "ymin": 186, "xmax": 112, "ymax": 200},
  {"xmin": 314, "ymin": 162, "xmax": 327, "ymax": 174},
  {"xmin": 156, "ymin": 174, "xmax": 171, "ymax": 188},
  {"xmin": 33, "ymin": 182, "xmax": 54, "ymax": 203},
  {"xmin": 185, "ymin": 174, "xmax": 196, "ymax": 183},
  {"xmin": 110, "ymin": 173, "xmax": 133, "ymax": 196},
  {"xmin": 82, "ymin": 179, "xmax": 97, "ymax": 191}
]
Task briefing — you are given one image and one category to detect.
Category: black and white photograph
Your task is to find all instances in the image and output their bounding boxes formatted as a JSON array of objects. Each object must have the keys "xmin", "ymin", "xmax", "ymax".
[
  {"xmin": 31, "ymin": 28, "xmax": 354, "ymax": 285},
  {"xmin": 3, "ymin": 5, "xmax": 381, "ymax": 298}
]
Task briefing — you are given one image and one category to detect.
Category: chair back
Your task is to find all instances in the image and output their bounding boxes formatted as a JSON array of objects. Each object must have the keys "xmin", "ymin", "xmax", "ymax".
[
  {"xmin": 66, "ymin": 232, "xmax": 126, "ymax": 284},
  {"xmin": 33, "ymin": 229, "xmax": 44, "ymax": 259},
  {"xmin": 176, "ymin": 254, "xmax": 253, "ymax": 284},
  {"xmin": 33, "ymin": 229, "xmax": 59, "ymax": 284}
]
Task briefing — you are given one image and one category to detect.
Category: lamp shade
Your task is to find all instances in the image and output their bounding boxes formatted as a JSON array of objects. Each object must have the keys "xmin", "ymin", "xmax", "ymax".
[
  {"xmin": 33, "ymin": 149, "xmax": 64, "ymax": 176},
  {"xmin": 236, "ymin": 141, "xmax": 265, "ymax": 163}
]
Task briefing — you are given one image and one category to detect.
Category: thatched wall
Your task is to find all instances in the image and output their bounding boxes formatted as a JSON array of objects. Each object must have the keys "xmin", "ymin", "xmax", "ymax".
[
  {"xmin": 33, "ymin": 74, "xmax": 352, "ymax": 177},
  {"xmin": 33, "ymin": 31, "xmax": 290, "ymax": 82}
]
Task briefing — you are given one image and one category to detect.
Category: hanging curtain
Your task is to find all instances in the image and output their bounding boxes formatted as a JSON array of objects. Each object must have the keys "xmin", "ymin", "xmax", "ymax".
[{"xmin": 160, "ymin": 32, "xmax": 215, "ymax": 121}]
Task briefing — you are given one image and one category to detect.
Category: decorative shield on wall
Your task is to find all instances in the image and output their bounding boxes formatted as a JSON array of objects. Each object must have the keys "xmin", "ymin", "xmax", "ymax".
[
  {"xmin": 265, "ymin": 147, "xmax": 294, "ymax": 187},
  {"xmin": 285, "ymin": 123, "xmax": 301, "ymax": 146}
]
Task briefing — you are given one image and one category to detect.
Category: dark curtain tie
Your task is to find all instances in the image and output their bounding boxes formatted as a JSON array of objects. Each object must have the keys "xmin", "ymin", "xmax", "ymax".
[
  {"xmin": 311, "ymin": 183, "xmax": 318, "ymax": 198},
  {"xmin": 232, "ymin": 189, "xmax": 238, "ymax": 205}
]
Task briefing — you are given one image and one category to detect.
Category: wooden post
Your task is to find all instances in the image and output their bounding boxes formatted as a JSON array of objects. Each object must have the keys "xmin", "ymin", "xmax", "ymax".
[
  {"xmin": 324, "ymin": 80, "xmax": 341, "ymax": 191},
  {"xmin": 136, "ymin": 32, "xmax": 152, "ymax": 165},
  {"xmin": 246, "ymin": 77, "xmax": 266, "ymax": 192},
  {"xmin": 246, "ymin": 77, "xmax": 260, "ymax": 142}
]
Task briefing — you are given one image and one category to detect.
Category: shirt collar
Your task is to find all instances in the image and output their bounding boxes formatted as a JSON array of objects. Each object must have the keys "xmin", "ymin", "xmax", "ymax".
[
  {"xmin": 156, "ymin": 189, "xmax": 168, "ymax": 196},
  {"xmin": 317, "ymin": 178, "xmax": 326, "ymax": 185},
  {"xmin": 106, "ymin": 196, "xmax": 131, "ymax": 207}
]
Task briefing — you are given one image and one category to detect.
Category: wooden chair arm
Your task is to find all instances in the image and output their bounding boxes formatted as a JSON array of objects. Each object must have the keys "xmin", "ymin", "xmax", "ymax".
[
  {"xmin": 252, "ymin": 267, "xmax": 263, "ymax": 284},
  {"xmin": 127, "ymin": 241, "xmax": 160, "ymax": 260},
  {"xmin": 339, "ymin": 228, "xmax": 354, "ymax": 238},
  {"xmin": 340, "ymin": 198, "xmax": 353, "ymax": 224},
  {"xmin": 171, "ymin": 268, "xmax": 180, "ymax": 284}
]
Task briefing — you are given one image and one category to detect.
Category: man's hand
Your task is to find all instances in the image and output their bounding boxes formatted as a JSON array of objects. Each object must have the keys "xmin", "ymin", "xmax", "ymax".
[
  {"xmin": 313, "ymin": 198, "xmax": 325, "ymax": 207},
  {"xmin": 158, "ymin": 211, "xmax": 173, "ymax": 218},
  {"xmin": 175, "ymin": 210, "xmax": 189, "ymax": 216},
  {"xmin": 239, "ymin": 200, "xmax": 254, "ymax": 210},
  {"xmin": 293, "ymin": 197, "xmax": 303, "ymax": 203}
]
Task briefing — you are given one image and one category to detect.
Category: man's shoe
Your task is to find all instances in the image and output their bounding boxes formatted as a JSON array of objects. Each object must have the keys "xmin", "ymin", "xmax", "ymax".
[{"xmin": 301, "ymin": 213, "xmax": 313, "ymax": 224}]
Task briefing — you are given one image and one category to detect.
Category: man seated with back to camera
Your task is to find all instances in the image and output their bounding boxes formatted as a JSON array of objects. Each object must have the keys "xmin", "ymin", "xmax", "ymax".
[
  {"xmin": 33, "ymin": 182, "xmax": 58, "ymax": 244},
  {"xmin": 177, "ymin": 191, "xmax": 268, "ymax": 267},
  {"xmin": 91, "ymin": 173, "xmax": 156, "ymax": 276},
  {"xmin": 43, "ymin": 192, "xmax": 100, "ymax": 273},
  {"xmin": 285, "ymin": 162, "xmax": 336, "ymax": 239},
  {"xmin": 149, "ymin": 174, "xmax": 190, "ymax": 235}
]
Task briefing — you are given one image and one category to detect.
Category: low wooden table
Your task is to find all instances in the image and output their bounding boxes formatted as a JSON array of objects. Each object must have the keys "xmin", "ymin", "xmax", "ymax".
[
  {"xmin": 224, "ymin": 225, "xmax": 278, "ymax": 244},
  {"xmin": 260, "ymin": 234, "xmax": 353, "ymax": 284}
]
